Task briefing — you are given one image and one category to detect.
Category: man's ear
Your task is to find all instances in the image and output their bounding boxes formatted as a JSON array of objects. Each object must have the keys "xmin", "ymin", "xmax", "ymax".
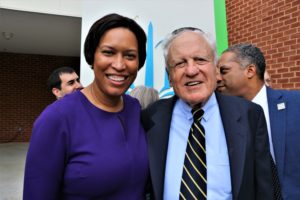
[
  {"xmin": 168, "ymin": 72, "xmax": 173, "ymax": 88},
  {"xmin": 52, "ymin": 88, "xmax": 62, "ymax": 99},
  {"xmin": 245, "ymin": 64, "xmax": 256, "ymax": 79},
  {"xmin": 165, "ymin": 68, "xmax": 173, "ymax": 87}
]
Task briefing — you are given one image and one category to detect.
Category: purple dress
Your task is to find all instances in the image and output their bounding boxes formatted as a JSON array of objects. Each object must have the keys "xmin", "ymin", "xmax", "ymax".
[{"xmin": 24, "ymin": 91, "xmax": 149, "ymax": 200}]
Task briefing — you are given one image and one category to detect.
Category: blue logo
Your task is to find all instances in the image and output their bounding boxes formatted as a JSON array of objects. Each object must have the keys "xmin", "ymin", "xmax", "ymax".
[{"xmin": 130, "ymin": 22, "xmax": 174, "ymax": 98}]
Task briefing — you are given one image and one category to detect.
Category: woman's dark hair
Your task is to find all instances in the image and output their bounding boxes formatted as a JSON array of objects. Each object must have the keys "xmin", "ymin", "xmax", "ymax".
[{"xmin": 84, "ymin": 13, "xmax": 147, "ymax": 70}]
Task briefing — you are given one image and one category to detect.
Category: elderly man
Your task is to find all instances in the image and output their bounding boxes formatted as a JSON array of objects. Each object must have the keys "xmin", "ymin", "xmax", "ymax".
[
  {"xmin": 142, "ymin": 28, "xmax": 273, "ymax": 200},
  {"xmin": 217, "ymin": 43, "xmax": 300, "ymax": 200},
  {"xmin": 47, "ymin": 67, "xmax": 83, "ymax": 99}
]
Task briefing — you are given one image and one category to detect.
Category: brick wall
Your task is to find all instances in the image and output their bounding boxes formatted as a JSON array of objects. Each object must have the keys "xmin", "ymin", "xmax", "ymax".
[
  {"xmin": 226, "ymin": 0, "xmax": 300, "ymax": 89},
  {"xmin": 0, "ymin": 52, "xmax": 80, "ymax": 143}
]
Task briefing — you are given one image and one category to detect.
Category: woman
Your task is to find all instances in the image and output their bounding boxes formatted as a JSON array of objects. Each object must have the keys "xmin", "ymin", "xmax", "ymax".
[{"xmin": 23, "ymin": 13, "xmax": 149, "ymax": 199}]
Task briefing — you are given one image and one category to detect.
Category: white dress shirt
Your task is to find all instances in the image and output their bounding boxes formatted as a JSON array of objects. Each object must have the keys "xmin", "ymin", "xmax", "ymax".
[{"xmin": 252, "ymin": 85, "xmax": 275, "ymax": 161}]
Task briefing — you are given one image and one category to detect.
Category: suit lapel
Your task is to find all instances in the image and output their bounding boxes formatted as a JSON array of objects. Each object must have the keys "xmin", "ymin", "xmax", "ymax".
[
  {"xmin": 267, "ymin": 88, "xmax": 286, "ymax": 179},
  {"xmin": 216, "ymin": 93, "xmax": 246, "ymax": 199},
  {"xmin": 146, "ymin": 96, "xmax": 177, "ymax": 199}
]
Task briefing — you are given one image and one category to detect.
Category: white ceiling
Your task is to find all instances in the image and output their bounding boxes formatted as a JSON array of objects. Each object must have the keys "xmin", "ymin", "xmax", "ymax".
[{"xmin": 0, "ymin": 8, "xmax": 81, "ymax": 57}]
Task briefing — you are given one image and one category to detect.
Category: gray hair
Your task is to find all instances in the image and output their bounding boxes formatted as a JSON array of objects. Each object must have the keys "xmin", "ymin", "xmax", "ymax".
[
  {"xmin": 129, "ymin": 85, "xmax": 159, "ymax": 109},
  {"xmin": 162, "ymin": 27, "xmax": 218, "ymax": 71},
  {"xmin": 223, "ymin": 43, "xmax": 266, "ymax": 80}
]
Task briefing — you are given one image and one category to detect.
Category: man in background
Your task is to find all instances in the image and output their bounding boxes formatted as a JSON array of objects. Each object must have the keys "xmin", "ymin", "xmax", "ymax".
[
  {"xmin": 129, "ymin": 85, "xmax": 159, "ymax": 109},
  {"xmin": 217, "ymin": 43, "xmax": 300, "ymax": 200},
  {"xmin": 264, "ymin": 70, "xmax": 273, "ymax": 87},
  {"xmin": 47, "ymin": 67, "xmax": 83, "ymax": 99}
]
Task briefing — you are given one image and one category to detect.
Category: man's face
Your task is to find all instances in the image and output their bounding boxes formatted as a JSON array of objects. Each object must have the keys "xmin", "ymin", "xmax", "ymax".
[
  {"xmin": 167, "ymin": 31, "xmax": 216, "ymax": 107},
  {"xmin": 264, "ymin": 71, "xmax": 272, "ymax": 87},
  {"xmin": 54, "ymin": 72, "xmax": 83, "ymax": 99},
  {"xmin": 216, "ymin": 52, "xmax": 247, "ymax": 97}
]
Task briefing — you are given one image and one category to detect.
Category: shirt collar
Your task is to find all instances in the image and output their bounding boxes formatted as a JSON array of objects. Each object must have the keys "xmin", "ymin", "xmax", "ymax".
[
  {"xmin": 252, "ymin": 85, "xmax": 267, "ymax": 105},
  {"xmin": 178, "ymin": 93, "xmax": 217, "ymax": 122}
]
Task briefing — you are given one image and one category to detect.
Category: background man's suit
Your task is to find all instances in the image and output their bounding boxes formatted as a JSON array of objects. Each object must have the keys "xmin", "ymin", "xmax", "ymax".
[
  {"xmin": 142, "ymin": 93, "xmax": 273, "ymax": 200},
  {"xmin": 267, "ymin": 87, "xmax": 300, "ymax": 199}
]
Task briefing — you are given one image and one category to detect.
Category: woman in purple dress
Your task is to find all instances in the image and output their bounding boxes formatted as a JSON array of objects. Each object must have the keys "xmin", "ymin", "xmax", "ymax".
[{"xmin": 23, "ymin": 13, "xmax": 149, "ymax": 200}]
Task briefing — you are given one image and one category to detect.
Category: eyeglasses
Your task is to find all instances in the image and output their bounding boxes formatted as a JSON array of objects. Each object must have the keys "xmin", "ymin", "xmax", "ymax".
[{"xmin": 172, "ymin": 27, "xmax": 204, "ymax": 35}]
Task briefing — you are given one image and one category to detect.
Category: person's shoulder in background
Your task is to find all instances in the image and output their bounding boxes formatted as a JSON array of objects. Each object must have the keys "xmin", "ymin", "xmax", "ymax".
[{"xmin": 129, "ymin": 85, "xmax": 159, "ymax": 109}]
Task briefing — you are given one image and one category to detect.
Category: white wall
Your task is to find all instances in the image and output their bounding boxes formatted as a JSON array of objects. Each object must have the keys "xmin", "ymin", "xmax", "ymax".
[
  {"xmin": 80, "ymin": 0, "xmax": 216, "ymax": 97},
  {"xmin": 0, "ymin": 0, "xmax": 82, "ymax": 17}
]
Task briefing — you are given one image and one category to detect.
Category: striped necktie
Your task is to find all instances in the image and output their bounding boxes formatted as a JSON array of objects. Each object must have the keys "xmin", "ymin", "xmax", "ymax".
[{"xmin": 180, "ymin": 108, "xmax": 206, "ymax": 200}]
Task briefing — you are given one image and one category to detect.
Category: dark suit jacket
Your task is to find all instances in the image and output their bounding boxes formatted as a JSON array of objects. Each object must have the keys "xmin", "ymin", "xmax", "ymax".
[
  {"xmin": 142, "ymin": 93, "xmax": 273, "ymax": 200},
  {"xmin": 267, "ymin": 87, "xmax": 300, "ymax": 200}
]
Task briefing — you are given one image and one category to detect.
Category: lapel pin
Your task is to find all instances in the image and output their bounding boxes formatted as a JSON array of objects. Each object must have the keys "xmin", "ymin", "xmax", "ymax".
[{"xmin": 277, "ymin": 102, "xmax": 286, "ymax": 110}]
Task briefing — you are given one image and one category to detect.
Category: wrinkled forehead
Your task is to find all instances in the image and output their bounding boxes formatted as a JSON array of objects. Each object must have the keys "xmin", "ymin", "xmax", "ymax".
[{"xmin": 168, "ymin": 31, "xmax": 214, "ymax": 58}]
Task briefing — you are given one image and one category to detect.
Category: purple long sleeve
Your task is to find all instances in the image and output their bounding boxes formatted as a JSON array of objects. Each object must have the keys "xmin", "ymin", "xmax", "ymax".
[{"xmin": 24, "ymin": 91, "xmax": 149, "ymax": 200}]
